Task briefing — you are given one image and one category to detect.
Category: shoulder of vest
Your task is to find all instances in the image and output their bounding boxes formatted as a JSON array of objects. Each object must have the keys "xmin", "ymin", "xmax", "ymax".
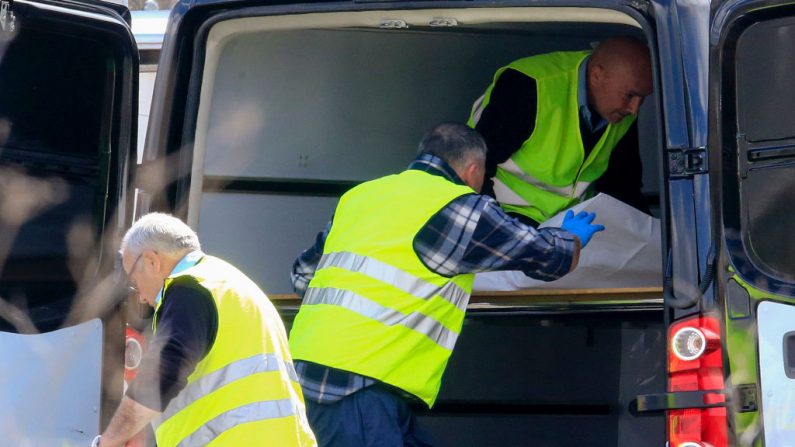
[
  {"xmin": 166, "ymin": 273, "xmax": 203, "ymax": 286},
  {"xmin": 161, "ymin": 276, "xmax": 215, "ymax": 310},
  {"xmin": 405, "ymin": 169, "xmax": 474, "ymax": 193},
  {"xmin": 168, "ymin": 255, "xmax": 223, "ymax": 280},
  {"xmin": 341, "ymin": 172, "xmax": 400, "ymax": 196},
  {"xmin": 508, "ymin": 50, "xmax": 590, "ymax": 80}
]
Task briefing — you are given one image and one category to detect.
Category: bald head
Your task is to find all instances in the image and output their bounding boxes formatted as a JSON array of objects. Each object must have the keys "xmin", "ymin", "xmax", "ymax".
[
  {"xmin": 587, "ymin": 37, "xmax": 653, "ymax": 124},
  {"xmin": 591, "ymin": 37, "xmax": 651, "ymax": 72}
]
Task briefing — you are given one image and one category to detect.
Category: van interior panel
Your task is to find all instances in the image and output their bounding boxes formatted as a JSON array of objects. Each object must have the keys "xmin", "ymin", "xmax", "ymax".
[{"xmin": 190, "ymin": 9, "xmax": 660, "ymax": 296}]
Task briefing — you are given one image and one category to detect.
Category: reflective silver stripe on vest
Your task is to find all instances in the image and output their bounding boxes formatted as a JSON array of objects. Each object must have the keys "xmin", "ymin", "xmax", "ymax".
[
  {"xmin": 175, "ymin": 398, "xmax": 299, "ymax": 447},
  {"xmin": 470, "ymin": 93, "xmax": 486, "ymax": 125},
  {"xmin": 318, "ymin": 251, "xmax": 469, "ymax": 312},
  {"xmin": 304, "ymin": 287, "xmax": 459, "ymax": 351},
  {"xmin": 154, "ymin": 353, "xmax": 299, "ymax": 427},
  {"xmin": 497, "ymin": 158, "xmax": 592, "ymax": 203}
]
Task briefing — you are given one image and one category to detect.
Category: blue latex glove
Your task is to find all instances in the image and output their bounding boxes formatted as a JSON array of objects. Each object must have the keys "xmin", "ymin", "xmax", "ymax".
[{"xmin": 560, "ymin": 210, "xmax": 605, "ymax": 248}]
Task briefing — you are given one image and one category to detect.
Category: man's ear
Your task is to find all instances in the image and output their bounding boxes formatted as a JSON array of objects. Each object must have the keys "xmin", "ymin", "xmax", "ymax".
[
  {"xmin": 461, "ymin": 161, "xmax": 484, "ymax": 193},
  {"xmin": 590, "ymin": 62, "xmax": 606, "ymax": 83},
  {"xmin": 470, "ymin": 162, "xmax": 483, "ymax": 180},
  {"xmin": 142, "ymin": 250, "xmax": 161, "ymax": 274}
]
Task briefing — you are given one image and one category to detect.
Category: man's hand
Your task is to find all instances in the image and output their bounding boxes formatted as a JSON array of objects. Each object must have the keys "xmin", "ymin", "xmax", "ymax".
[
  {"xmin": 99, "ymin": 396, "xmax": 160, "ymax": 447},
  {"xmin": 561, "ymin": 210, "xmax": 605, "ymax": 248}
]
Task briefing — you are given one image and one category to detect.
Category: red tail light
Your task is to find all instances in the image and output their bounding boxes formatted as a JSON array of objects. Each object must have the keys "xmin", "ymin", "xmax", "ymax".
[
  {"xmin": 667, "ymin": 315, "xmax": 727, "ymax": 447},
  {"xmin": 124, "ymin": 326, "xmax": 146, "ymax": 386}
]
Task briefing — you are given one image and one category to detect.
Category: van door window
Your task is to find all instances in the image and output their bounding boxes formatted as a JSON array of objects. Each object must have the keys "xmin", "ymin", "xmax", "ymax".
[
  {"xmin": 0, "ymin": 23, "xmax": 119, "ymax": 332},
  {"xmin": 731, "ymin": 15, "xmax": 795, "ymax": 284}
]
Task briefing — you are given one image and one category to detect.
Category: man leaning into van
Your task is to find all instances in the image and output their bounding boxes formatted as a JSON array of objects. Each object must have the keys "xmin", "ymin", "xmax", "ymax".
[
  {"xmin": 288, "ymin": 122, "xmax": 605, "ymax": 446},
  {"xmin": 92, "ymin": 213, "xmax": 316, "ymax": 447},
  {"xmin": 469, "ymin": 36, "xmax": 654, "ymax": 226}
]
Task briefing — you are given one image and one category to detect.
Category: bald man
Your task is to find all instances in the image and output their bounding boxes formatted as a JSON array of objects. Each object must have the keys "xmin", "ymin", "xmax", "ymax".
[{"xmin": 469, "ymin": 36, "xmax": 654, "ymax": 226}]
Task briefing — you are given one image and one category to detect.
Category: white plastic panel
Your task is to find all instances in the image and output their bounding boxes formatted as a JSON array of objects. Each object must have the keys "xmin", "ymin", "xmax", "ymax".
[
  {"xmin": 0, "ymin": 319, "xmax": 103, "ymax": 446},
  {"xmin": 201, "ymin": 28, "xmax": 601, "ymax": 180},
  {"xmin": 197, "ymin": 192, "xmax": 338, "ymax": 294},
  {"xmin": 758, "ymin": 300, "xmax": 795, "ymax": 446}
]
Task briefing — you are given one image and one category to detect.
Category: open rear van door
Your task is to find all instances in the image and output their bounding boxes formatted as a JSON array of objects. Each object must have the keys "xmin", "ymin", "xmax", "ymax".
[
  {"xmin": 711, "ymin": 1, "xmax": 795, "ymax": 444},
  {"xmin": 0, "ymin": 0, "xmax": 139, "ymax": 441}
]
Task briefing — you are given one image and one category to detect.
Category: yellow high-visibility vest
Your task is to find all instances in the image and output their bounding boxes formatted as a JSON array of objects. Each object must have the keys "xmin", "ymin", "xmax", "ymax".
[
  {"xmin": 469, "ymin": 51, "xmax": 635, "ymax": 222},
  {"xmin": 289, "ymin": 169, "xmax": 475, "ymax": 407},
  {"xmin": 152, "ymin": 256, "xmax": 316, "ymax": 447}
]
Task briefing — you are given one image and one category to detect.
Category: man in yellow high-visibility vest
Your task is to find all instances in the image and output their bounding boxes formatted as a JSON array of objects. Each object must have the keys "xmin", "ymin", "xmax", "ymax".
[
  {"xmin": 289, "ymin": 122, "xmax": 604, "ymax": 446},
  {"xmin": 469, "ymin": 36, "xmax": 654, "ymax": 226},
  {"xmin": 94, "ymin": 213, "xmax": 316, "ymax": 447}
]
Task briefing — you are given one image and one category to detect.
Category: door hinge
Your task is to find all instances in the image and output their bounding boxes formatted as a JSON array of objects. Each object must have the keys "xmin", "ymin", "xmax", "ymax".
[
  {"xmin": 733, "ymin": 384, "xmax": 758, "ymax": 413},
  {"xmin": 0, "ymin": 0, "xmax": 17, "ymax": 33},
  {"xmin": 0, "ymin": 0, "xmax": 15, "ymax": 33},
  {"xmin": 668, "ymin": 148, "xmax": 707, "ymax": 178}
]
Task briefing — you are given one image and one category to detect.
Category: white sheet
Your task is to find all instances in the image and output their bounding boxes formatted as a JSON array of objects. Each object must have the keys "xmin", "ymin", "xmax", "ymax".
[{"xmin": 474, "ymin": 193, "xmax": 662, "ymax": 291}]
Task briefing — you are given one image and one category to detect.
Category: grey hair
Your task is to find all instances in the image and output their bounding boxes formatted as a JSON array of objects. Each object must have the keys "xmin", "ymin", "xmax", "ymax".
[
  {"xmin": 120, "ymin": 212, "xmax": 201, "ymax": 256},
  {"xmin": 417, "ymin": 122, "xmax": 487, "ymax": 171}
]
